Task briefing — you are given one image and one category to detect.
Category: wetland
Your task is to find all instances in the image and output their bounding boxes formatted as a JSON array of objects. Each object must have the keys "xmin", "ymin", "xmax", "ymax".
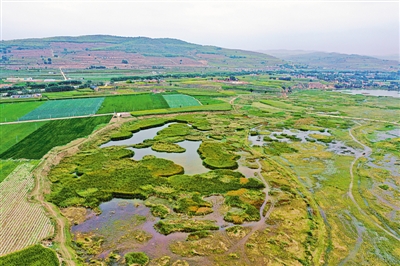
[{"xmin": 46, "ymin": 90, "xmax": 400, "ymax": 265}]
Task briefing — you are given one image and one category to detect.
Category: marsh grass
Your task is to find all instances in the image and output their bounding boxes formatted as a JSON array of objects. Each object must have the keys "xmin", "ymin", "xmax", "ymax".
[{"xmin": 198, "ymin": 141, "xmax": 240, "ymax": 169}]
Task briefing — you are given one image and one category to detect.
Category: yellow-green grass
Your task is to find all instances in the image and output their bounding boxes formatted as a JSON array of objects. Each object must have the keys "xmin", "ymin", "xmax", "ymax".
[
  {"xmin": 130, "ymin": 103, "xmax": 231, "ymax": 116},
  {"xmin": 198, "ymin": 141, "xmax": 239, "ymax": 169},
  {"xmin": 260, "ymin": 99, "xmax": 305, "ymax": 111},
  {"xmin": 0, "ymin": 101, "xmax": 44, "ymax": 122}
]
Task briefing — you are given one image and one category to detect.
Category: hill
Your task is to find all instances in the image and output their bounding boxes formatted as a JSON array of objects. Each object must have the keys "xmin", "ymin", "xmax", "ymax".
[
  {"xmin": 0, "ymin": 35, "xmax": 282, "ymax": 71},
  {"xmin": 258, "ymin": 50, "xmax": 398, "ymax": 71}
]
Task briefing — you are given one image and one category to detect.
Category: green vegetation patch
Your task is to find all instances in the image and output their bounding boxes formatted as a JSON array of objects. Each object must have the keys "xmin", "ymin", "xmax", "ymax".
[
  {"xmin": 309, "ymin": 133, "xmax": 334, "ymax": 143},
  {"xmin": 145, "ymin": 203, "xmax": 170, "ymax": 218},
  {"xmin": 0, "ymin": 122, "xmax": 47, "ymax": 154},
  {"xmin": 260, "ymin": 99, "xmax": 303, "ymax": 111},
  {"xmin": 192, "ymin": 95, "xmax": 225, "ymax": 105},
  {"xmin": 224, "ymin": 195, "xmax": 261, "ymax": 224},
  {"xmin": 0, "ymin": 160, "xmax": 21, "ymax": 183},
  {"xmin": 173, "ymin": 193, "xmax": 213, "ymax": 215},
  {"xmin": 154, "ymin": 218, "xmax": 219, "ymax": 235},
  {"xmin": 0, "ymin": 116, "xmax": 111, "ymax": 159},
  {"xmin": 187, "ymin": 230, "xmax": 212, "ymax": 241},
  {"xmin": 0, "ymin": 245, "xmax": 59, "ymax": 266},
  {"xmin": 154, "ymin": 123, "xmax": 192, "ymax": 140},
  {"xmin": 151, "ymin": 142, "xmax": 186, "ymax": 153},
  {"xmin": 0, "ymin": 101, "xmax": 44, "ymax": 122},
  {"xmin": 47, "ymin": 146, "xmax": 183, "ymax": 208},
  {"xmin": 97, "ymin": 93, "xmax": 168, "ymax": 113},
  {"xmin": 140, "ymin": 156, "xmax": 184, "ymax": 177},
  {"xmin": 264, "ymin": 142, "xmax": 298, "ymax": 156},
  {"xmin": 198, "ymin": 141, "xmax": 240, "ymax": 169},
  {"xmin": 20, "ymin": 98, "xmax": 105, "ymax": 120},
  {"xmin": 175, "ymin": 114, "xmax": 211, "ymax": 131},
  {"xmin": 168, "ymin": 170, "xmax": 264, "ymax": 196},
  {"xmin": 124, "ymin": 252, "xmax": 149, "ymax": 266},
  {"xmin": 162, "ymin": 94, "xmax": 201, "ymax": 108}
]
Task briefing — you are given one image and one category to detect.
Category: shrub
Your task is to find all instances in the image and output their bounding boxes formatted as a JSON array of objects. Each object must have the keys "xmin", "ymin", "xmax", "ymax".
[{"xmin": 124, "ymin": 252, "xmax": 149, "ymax": 266}]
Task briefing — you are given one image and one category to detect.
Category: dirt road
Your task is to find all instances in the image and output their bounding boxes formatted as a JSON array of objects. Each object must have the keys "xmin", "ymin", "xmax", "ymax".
[
  {"xmin": 30, "ymin": 119, "xmax": 125, "ymax": 265},
  {"xmin": 59, "ymin": 67, "xmax": 67, "ymax": 80},
  {"xmin": 347, "ymin": 123, "xmax": 400, "ymax": 242}
]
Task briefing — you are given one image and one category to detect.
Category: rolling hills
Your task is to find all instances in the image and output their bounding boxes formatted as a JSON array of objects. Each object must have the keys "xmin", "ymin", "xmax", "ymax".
[
  {"xmin": 0, "ymin": 35, "xmax": 282, "ymax": 70},
  {"xmin": 259, "ymin": 49, "xmax": 398, "ymax": 71}
]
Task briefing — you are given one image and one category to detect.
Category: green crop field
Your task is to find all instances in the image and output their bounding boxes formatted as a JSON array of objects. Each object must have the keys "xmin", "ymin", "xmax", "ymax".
[
  {"xmin": 0, "ymin": 122, "xmax": 48, "ymax": 154},
  {"xmin": 0, "ymin": 116, "xmax": 111, "ymax": 159},
  {"xmin": 97, "ymin": 93, "xmax": 169, "ymax": 114},
  {"xmin": 0, "ymin": 245, "xmax": 59, "ymax": 266},
  {"xmin": 0, "ymin": 102, "xmax": 44, "ymax": 122},
  {"xmin": 19, "ymin": 98, "xmax": 105, "ymax": 120},
  {"xmin": 163, "ymin": 94, "xmax": 201, "ymax": 108},
  {"xmin": 0, "ymin": 160, "xmax": 21, "ymax": 183}
]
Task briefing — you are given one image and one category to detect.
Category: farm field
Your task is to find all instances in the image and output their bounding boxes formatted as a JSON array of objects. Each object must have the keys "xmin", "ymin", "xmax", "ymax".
[
  {"xmin": 0, "ymin": 122, "xmax": 48, "ymax": 154},
  {"xmin": 0, "ymin": 101, "xmax": 44, "ymax": 122},
  {"xmin": 0, "ymin": 116, "xmax": 111, "ymax": 159},
  {"xmin": 0, "ymin": 162, "xmax": 54, "ymax": 256},
  {"xmin": 0, "ymin": 245, "xmax": 59, "ymax": 266},
  {"xmin": 162, "ymin": 94, "xmax": 201, "ymax": 108},
  {"xmin": 97, "ymin": 93, "xmax": 169, "ymax": 114},
  {"xmin": 0, "ymin": 160, "xmax": 21, "ymax": 183},
  {"xmin": 130, "ymin": 102, "xmax": 231, "ymax": 116},
  {"xmin": 19, "ymin": 97, "xmax": 105, "ymax": 120}
]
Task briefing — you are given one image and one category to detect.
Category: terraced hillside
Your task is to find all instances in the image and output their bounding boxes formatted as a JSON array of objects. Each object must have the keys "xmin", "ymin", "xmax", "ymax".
[{"xmin": 0, "ymin": 35, "xmax": 282, "ymax": 71}]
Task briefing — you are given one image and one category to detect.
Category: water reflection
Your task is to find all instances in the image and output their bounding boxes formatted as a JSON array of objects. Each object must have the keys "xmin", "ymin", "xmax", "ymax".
[
  {"xmin": 129, "ymin": 140, "xmax": 208, "ymax": 175},
  {"xmin": 101, "ymin": 123, "xmax": 208, "ymax": 175}
]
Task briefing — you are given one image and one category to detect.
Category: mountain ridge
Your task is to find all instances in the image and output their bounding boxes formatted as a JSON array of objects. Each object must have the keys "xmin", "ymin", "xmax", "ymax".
[{"xmin": 258, "ymin": 49, "xmax": 398, "ymax": 70}]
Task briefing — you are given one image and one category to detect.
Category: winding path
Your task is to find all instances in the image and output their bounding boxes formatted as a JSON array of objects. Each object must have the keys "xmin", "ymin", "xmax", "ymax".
[
  {"xmin": 224, "ymin": 160, "xmax": 274, "ymax": 261},
  {"xmin": 30, "ymin": 119, "xmax": 126, "ymax": 265},
  {"xmin": 347, "ymin": 123, "xmax": 399, "ymax": 242}
]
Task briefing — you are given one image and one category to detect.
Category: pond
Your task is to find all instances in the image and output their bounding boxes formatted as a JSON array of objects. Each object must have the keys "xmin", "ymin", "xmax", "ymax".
[
  {"xmin": 101, "ymin": 123, "xmax": 172, "ymax": 147},
  {"xmin": 248, "ymin": 129, "xmax": 331, "ymax": 146},
  {"xmin": 129, "ymin": 140, "xmax": 208, "ymax": 175},
  {"xmin": 71, "ymin": 198, "xmax": 188, "ymax": 259},
  {"xmin": 339, "ymin": 89, "xmax": 400, "ymax": 98},
  {"xmin": 249, "ymin": 129, "xmax": 362, "ymax": 156},
  {"xmin": 101, "ymin": 123, "xmax": 208, "ymax": 175}
]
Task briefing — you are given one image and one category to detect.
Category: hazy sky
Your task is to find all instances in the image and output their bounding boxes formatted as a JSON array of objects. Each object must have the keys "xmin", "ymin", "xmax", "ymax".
[{"xmin": 1, "ymin": 0, "xmax": 399, "ymax": 56}]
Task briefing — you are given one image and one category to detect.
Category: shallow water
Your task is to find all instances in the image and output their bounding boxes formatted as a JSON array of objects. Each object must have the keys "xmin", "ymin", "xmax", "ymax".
[
  {"xmin": 248, "ymin": 129, "xmax": 331, "ymax": 146},
  {"xmin": 326, "ymin": 141, "xmax": 360, "ymax": 156},
  {"xmin": 72, "ymin": 198, "xmax": 188, "ymax": 258},
  {"xmin": 249, "ymin": 129, "xmax": 364, "ymax": 157},
  {"xmin": 374, "ymin": 128, "xmax": 400, "ymax": 141},
  {"xmin": 367, "ymin": 154, "xmax": 400, "ymax": 177},
  {"xmin": 340, "ymin": 89, "xmax": 400, "ymax": 98},
  {"xmin": 129, "ymin": 140, "xmax": 208, "ymax": 175},
  {"xmin": 101, "ymin": 123, "xmax": 208, "ymax": 175},
  {"xmin": 100, "ymin": 123, "xmax": 173, "ymax": 147}
]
